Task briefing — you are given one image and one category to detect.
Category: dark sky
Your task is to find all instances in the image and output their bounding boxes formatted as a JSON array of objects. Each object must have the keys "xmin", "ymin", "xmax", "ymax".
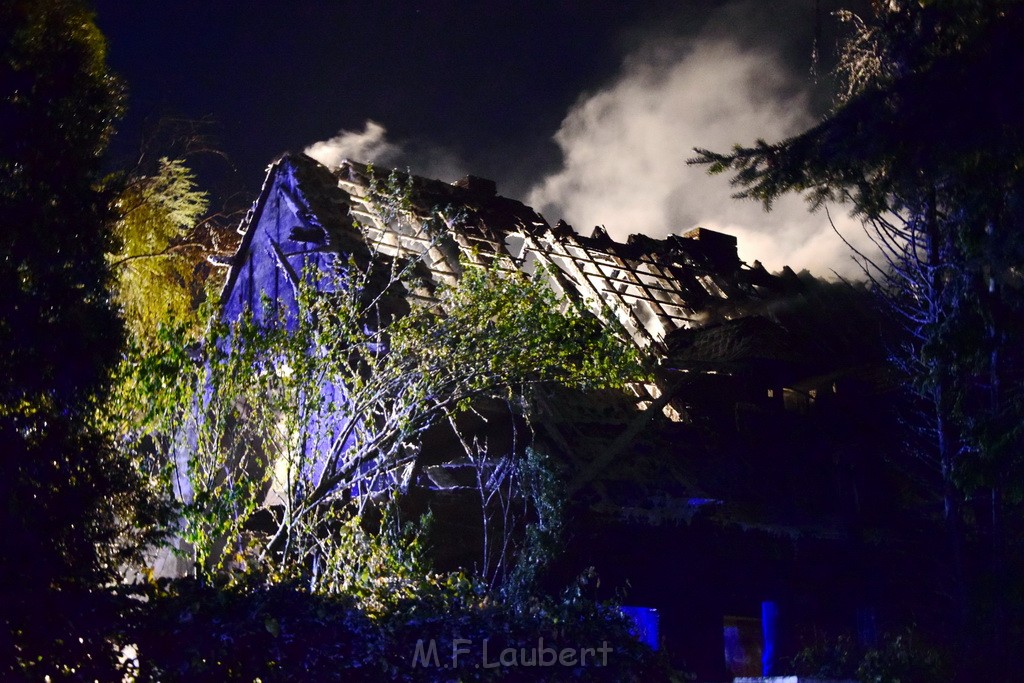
[{"xmin": 92, "ymin": 1, "xmax": 869, "ymax": 276}]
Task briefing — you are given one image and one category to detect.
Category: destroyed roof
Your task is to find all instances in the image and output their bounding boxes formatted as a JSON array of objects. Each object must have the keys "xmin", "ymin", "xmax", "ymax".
[
  {"xmin": 665, "ymin": 315, "xmax": 807, "ymax": 370},
  {"xmin": 216, "ymin": 153, "xmax": 895, "ymax": 532},
  {"xmin": 222, "ymin": 153, "xmax": 803, "ymax": 354},
  {"xmin": 665, "ymin": 274, "xmax": 890, "ymax": 379}
]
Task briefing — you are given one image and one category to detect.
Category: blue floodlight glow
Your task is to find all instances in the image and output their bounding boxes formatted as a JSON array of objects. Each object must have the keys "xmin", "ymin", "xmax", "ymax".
[
  {"xmin": 621, "ymin": 605, "xmax": 659, "ymax": 650},
  {"xmin": 762, "ymin": 600, "xmax": 778, "ymax": 676}
]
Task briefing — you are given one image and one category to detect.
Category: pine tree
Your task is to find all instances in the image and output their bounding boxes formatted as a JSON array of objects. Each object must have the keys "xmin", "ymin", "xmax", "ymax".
[{"xmin": 691, "ymin": 1, "xmax": 1024, "ymax": 676}]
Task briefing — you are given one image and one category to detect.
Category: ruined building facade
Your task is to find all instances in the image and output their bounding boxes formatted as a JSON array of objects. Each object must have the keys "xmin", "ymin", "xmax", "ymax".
[{"xmin": 218, "ymin": 153, "xmax": 908, "ymax": 679}]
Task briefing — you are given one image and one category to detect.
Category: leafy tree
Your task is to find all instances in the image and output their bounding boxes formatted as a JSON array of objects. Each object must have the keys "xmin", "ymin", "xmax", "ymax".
[
  {"xmin": 110, "ymin": 195, "xmax": 645, "ymax": 590},
  {"xmin": 0, "ymin": 0, "xmax": 163, "ymax": 676},
  {"xmin": 691, "ymin": 0, "xmax": 1024, "ymax": 674},
  {"xmin": 108, "ymin": 156, "xmax": 211, "ymax": 345}
]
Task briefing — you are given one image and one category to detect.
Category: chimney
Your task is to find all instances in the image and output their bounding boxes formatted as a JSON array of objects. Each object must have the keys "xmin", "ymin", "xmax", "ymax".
[
  {"xmin": 682, "ymin": 227, "xmax": 739, "ymax": 269},
  {"xmin": 453, "ymin": 175, "xmax": 497, "ymax": 197}
]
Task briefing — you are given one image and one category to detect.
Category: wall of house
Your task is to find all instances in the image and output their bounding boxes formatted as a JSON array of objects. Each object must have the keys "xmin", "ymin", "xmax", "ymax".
[{"xmin": 222, "ymin": 158, "xmax": 346, "ymax": 329}]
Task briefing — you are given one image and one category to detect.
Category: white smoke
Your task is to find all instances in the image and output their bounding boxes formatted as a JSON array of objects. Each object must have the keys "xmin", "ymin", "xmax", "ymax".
[
  {"xmin": 528, "ymin": 37, "xmax": 872, "ymax": 278},
  {"xmin": 304, "ymin": 120, "xmax": 468, "ymax": 184},
  {"xmin": 304, "ymin": 120, "xmax": 401, "ymax": 169}
]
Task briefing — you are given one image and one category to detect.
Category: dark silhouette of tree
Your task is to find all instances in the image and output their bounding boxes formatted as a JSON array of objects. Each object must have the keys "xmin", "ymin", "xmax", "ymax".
[
  {"xmin": 0, "ymin": 1, "xmax": 161, "ymax": 676},
  {"xmin": 692, "ymin": 1, "xmax": 1024, "ymax": 677}
]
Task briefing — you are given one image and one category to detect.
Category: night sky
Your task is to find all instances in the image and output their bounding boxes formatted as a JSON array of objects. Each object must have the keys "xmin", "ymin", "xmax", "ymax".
[{"xmin": 93, "ymin": 1, "xmax": 869, "ymax": 276}]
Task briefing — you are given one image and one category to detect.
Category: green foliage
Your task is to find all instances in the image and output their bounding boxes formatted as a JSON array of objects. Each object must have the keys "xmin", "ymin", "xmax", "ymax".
[
  {"xmin": 791, "ymin": 633, "xmax": 860, "ymax": 679},
  {"xmin": 502, "ymin": 447, "xmax": 566, "ymax": 604},
  {"xmin": 791, "ymin": 628, "xmax": 951, "ymax": 683},
  {"xmin": 302, "ymin": 502, "xmax": 463, "ymax": 615},
  {"xmin": 106, "ymin": 216, "xmax": 662, "ymax": 677},
  {"xmin": 100, "ymin": 168, "xmax": 663, "ymax": 678},
  {"xmin": 111, "ymin": 206, "xmax": 644, "ymax": 587},
  {"xmin": 109, "ymin": 157, "xmax": 211, "ymax": 346},
  {"xmin": 393, "ymin": 261, "xmax": 644, "ymax": 402},
  {"xmin": 125, "ymin": 575, "xmax": 672, "ymax": 682},
  {"xmin": 126, "ymin": 580, "xmax": 379, "ymax": 681}
]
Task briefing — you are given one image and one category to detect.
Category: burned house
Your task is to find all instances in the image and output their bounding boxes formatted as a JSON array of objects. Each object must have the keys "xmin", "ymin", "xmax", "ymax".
[{"xmin": 217, "ymin": 152, "xmax": 909, "ymax": 679}]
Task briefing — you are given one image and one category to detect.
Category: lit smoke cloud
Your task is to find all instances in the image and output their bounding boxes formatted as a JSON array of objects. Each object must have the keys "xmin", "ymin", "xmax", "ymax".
[
  {"xmin": 527, "ymin": 37, "xmax": 871, "ymax": 278},
  {"xmin": 305, "ymin": 120, "xmax": 468, "ymax": 184},
  {"xmin": 304, "ymin": 120, "xmax": 401, "ymax": 169}
]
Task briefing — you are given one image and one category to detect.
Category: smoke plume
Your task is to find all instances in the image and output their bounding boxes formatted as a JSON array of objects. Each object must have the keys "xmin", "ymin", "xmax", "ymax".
[
  {"xmin": 304, "ymin": 120, "xmax": 468, "ymax": 185},
  {"xmin": 527, "ymin": 36, "xmax": 870, "ymax": 278},
  {"xmin": 304, "ymin": 120, "xmax": 401, "ymax": 169}
]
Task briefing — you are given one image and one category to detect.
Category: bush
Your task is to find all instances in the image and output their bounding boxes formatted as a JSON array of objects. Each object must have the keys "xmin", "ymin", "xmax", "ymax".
[
  {"xmin": 790, "ymin": 627, "xmax": 951, "ymax": 683},
  {"xmin": 125, "ymin": 576, "xmax": 673, "ymax": 682}
]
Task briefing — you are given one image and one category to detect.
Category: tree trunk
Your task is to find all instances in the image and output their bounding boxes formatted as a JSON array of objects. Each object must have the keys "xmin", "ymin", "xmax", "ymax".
[{"xmin": 924, "ymin": 185, "xmax": 970, "ymax": 656}]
